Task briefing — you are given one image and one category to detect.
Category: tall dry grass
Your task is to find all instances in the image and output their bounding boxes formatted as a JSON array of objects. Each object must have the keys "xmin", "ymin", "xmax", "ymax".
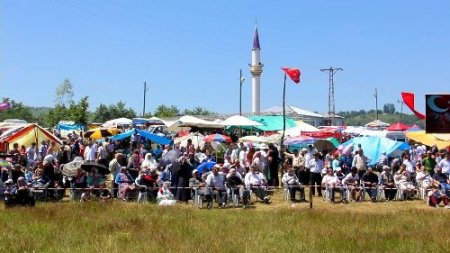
[{"xmin": 1, "ymin": 191, "xmax": 449, "ymax": 253}]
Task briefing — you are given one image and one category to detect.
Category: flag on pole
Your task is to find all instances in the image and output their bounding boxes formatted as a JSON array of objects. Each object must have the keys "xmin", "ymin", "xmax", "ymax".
[
  {"xmin": 281, "ymin": 67, "xmax": 301, "ymax": 84},
  {"xmin": 401, "ymin": 92, "xmax": 425, "ymax": 120}
]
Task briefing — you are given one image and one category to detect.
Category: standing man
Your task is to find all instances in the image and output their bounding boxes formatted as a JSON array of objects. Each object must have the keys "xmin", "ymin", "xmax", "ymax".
[{"xmin": 308, "ymin": 153, "xmax": 324, "ymax": 197}]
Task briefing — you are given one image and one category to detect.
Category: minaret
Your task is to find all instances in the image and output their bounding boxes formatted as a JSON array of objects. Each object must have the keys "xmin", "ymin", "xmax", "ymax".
[{"xmin": 249, "ymin": 26, "xmax": 263, "ymax": 115}]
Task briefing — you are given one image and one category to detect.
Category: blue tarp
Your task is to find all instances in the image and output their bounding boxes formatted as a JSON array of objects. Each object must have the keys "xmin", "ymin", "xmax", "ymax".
[
  {"xmin": 136, "ymin": 129, "xmax": 173, "ymax": 145},
  {"xmin": 56, "ymin": 123, "xmax": 85, "ymax": 131},
  {"xmin": 111, "ymin": 129, "xmax": 173, "ymax": 145},
  {"xmin": 110, "ymin": 129, "xmax": 135, "ymax": 141},
  {"xmin": 342, "ymin": 136, "xmax": 410, "ymax": 166}
]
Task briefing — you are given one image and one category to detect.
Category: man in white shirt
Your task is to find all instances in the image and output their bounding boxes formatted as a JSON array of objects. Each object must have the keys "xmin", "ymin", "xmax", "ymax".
[
  {"xmin": 244, "ymin": 164, "xmax": 270, "ymax": 204},
  {"xmin": 205, "ymin": 165, "xmax": 227, "ymax": 208},
  {"xmin": 342, "ymin": 167, "xmax": 362, "ymax": 201},
  {"xmin": 321, "ymin": 168, "xmax": 344, "ymax": 203},
  {"xmin": 282, "ymin": 167, "xmax": 304, "ymax": 202},
  {"xmin": 438, "ymin": 151, "xmax": 450, "ymax": 176},
  {"xmin": 308, "ymin": 153, "xmax": 324, "ymax": 197}
]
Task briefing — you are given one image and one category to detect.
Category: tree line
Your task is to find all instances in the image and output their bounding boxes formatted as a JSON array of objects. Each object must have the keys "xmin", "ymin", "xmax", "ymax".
[
  {"xmin": 1, "ymin": 79, "xmax": 213, "ymax": 128},
  {"xmin": 2, "ymin": 79, "xmax": 423, "ymax": 128}
]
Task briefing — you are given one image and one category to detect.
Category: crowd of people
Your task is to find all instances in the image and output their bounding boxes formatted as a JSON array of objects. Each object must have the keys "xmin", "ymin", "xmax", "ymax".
[{"xmin": 1, "ymin": 131, "xmax": 450, "ymax": 209}]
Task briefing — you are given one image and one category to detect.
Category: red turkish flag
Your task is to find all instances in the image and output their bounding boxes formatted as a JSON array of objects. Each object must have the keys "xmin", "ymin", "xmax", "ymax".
[
  {"xmin": 401, "ymin": 92, "xmax": 425, "ymax": 120},
  {"xmin": 281, "ymin": 67, "xmax": 301, "ymax": 84}
]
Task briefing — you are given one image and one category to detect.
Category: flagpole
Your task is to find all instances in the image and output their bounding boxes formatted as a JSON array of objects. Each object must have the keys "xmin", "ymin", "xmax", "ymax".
[{"xmin": 281, "ymin": 73, "xmax": 287, "ymax": 151}]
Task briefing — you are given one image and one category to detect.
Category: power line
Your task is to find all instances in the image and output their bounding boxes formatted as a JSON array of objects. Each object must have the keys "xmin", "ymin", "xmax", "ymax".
[{"xmin": 320, "ymin": 66, "xmax": 343, "ymax": 125}]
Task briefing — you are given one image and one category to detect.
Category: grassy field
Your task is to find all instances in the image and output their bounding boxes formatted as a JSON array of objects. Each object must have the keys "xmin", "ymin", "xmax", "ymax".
[{"xmin": 1, "ymin": 191, "xmax": 449, "ymax": 253}]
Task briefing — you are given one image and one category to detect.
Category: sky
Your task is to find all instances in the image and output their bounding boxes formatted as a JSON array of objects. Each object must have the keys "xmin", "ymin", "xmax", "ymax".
[{"xmin": 1, "ymin": 0, "xmax": 449, "ymax": 116}]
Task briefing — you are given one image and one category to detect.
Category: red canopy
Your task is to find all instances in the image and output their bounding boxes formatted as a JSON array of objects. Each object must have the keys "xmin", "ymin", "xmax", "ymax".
[{"xmin": 386, "ymin": 122, "xmax": 409, "ymax": 131}]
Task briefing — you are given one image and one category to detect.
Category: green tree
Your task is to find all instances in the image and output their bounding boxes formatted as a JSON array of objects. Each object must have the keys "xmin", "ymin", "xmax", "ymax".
[
  {"xmin": 91, "ymin": 101, "xmax": 136, "ymax": 123},
  {"xmin": 0, "ymin": 98, "xmax": 35, "ymax": 123},
  {"xmin": 67, "ymin": 96, "xmax": 90, "ymax": 125},
  {"xmin": 154, "ymin": 104, "xmax": 180, "ymax": 117},
  {"xmin": 383, "ymin": 103, "xmax": 396, "ymax": 114},
  {"xmin": 45, "ymin": 104, "xmax": 67, "ymax": 128},
  {"xmin": 183, "ymin": 106, "xmax": 213, "ymax": 115}
]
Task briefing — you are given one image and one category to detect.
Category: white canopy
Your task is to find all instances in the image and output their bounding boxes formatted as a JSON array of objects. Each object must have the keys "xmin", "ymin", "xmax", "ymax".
[
  {"xmin": 279, "ymin": 120, "xmax": 319, "ymax": 136},
  {"xmin": 175, "ymin": 115, "xmax": 224, "ymax": 128},
  {"xmin": 102, "ymin": 118, "xmax": 132, "ymax": 128},
  {"xmin": 221, "ymin": 115, "xmax": 263, "ymax": 126}
]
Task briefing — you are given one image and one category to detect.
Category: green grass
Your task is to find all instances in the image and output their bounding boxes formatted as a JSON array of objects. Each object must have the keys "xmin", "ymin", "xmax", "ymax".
[{"xmin": 1, "ymin": 193, "xmax": 449, "ymax": 253}]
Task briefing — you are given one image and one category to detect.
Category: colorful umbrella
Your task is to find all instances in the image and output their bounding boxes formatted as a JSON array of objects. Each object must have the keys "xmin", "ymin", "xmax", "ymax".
[
  {"xmin": 386, "ymin": 122, "xmax": 410, "ymax": 131},
  {"xmin": 83, "ymin": 128, "xmax": 120, "ymax": 140},
  {"xmin": 204, "ymin": 134, "xmax": 232, "ymax": 143},
  {"xmin": 196, "ymin": 161, "xmax": 216, "ymax": 173},
  {"xmin": 284, "ymin": 135, "xmax": 315, "ymax": 146}
]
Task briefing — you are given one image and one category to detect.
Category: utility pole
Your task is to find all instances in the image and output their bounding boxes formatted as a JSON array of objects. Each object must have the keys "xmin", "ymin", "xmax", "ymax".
[
  {"xmin": 143, "ymin": 81, "xmax": 149, "ymax": 117},
  {"xmin": 397, "ymin": 99, "xmax": 404, "ymax": 120},
  {"xmin": 374, "ymin": 88, "xmax": 379, "ymax": 120},
  {"xmin": 239, "ymin": 69, "xmax": 245, "ymax": 116},
  {"xmin": 320, "ymin": 66, "xmax": 342, "ymax": 125}
]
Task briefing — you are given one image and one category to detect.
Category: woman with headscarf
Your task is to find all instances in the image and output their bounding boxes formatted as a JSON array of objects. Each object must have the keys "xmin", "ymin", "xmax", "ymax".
[{"xmin": 141, "ymin": 153, "xmax": 157, "ymax": 171}]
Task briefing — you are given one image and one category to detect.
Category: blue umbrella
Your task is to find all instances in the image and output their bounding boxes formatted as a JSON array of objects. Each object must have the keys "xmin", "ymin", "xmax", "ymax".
[{"xmin": 196, "ymin": 161, "xmax": 216, "ymax": 173}]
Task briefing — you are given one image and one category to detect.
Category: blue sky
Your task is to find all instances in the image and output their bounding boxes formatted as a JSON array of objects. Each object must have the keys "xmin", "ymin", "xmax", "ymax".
[{"xmin": 1, "ymin": 0, "xmax": 449, "ymax": 116}]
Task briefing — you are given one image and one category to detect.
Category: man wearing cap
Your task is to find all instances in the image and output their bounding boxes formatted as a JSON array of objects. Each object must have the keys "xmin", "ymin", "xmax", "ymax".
[
  {"xmin": 205, "ymin": 165, "xmax": 227, "ymax": 208},
  {"xmin": 282, "ymin": 166, "xmax": 304, "ymax": 202},
  {"xmin": 379, "ymin": 165, "xmax": 397, "ymax": 201}
]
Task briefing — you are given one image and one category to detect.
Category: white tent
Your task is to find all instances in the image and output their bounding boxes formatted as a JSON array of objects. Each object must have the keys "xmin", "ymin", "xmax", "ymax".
[
  {"xmin": 175, "ymin": 115, "xmax": 223, "ymax": 128},
  {"xmin": 221, "ymin": 115, "xmax": 263, "ymax": 126},
  {"xmin": 102, "ymin": 118, "xmax": 132, "ymax": 128},
  {"xmin": 280, "ymin": 120, "xmax": 319, "ymax": 136}
]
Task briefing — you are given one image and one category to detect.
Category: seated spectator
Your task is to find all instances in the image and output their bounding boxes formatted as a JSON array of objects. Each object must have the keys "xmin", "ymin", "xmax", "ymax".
[
  {"xmin": 361, "ymin": 167, "xmax": 379, "ymax": 202},
  {"xmin": 11, "ymin": 164, "xmax": 25, "ymax": 183},
  {"xmin": 342, "ymin": 167, "xmax": 362, "ymax": 202},
  {"xmin": 394, "ymin": 165, "xmax": 416, "ymax": 199},
  {"xmin": 98, "ymin": 182, "xmax": 112, "ymax": 202},
  {"xmin": 433, "ymin": 166, "xmax": 450, "ymax": 198},
  {"xmin": 3, "ymin": 179, "xmax": 17, "ymax": 206},
  {"xmin": 135, "ymin": 168, "xmax": 159, "ymax": 200},
  {"xmin": 282, "ymin": 166, "xmax": 304, "ymax": 202},
  {"xmin": 379, "ymin": 166, "xmax": 397, "ymax": 201},
  {"xmin": 428, "ymin": 184, "xmax": 450, "ymax": 208},
  {"xmin": 189, "ymin": 170, "xmax": 212, "ymax": 207},
  {"xmin": 158, "ymin": 164, "xmax": 172, "ymax": 187},
  {"xmin": 115, "ymin": 166, "xmax": 135, "ymax": 201},
  {"xmin": 81, "ymin": 168, "xmax": 105, "ymax": 201},
  {"xmin": 416, "ymin": 164, "xmax": 433, "ymax": 190},
  {"xmin": 157, "ymin": 181, "xmax": 176, "ymax": 206},
  {"xmin": 205, "ymin": 165, "xmax": 227, "ymax": 208},
  {"xmin": 244, "ymin": 164, "xmax": 270, "ymax": 204},
  {"xmin": 31, "ymin": 168, "xmax": 50, "ymax": 189},
  {"xmin": 226, "ymin": 168, "xmax": 250, "ymax": 207},
  {"xmin": 322, "ymin": 167, "xmax": 345, "ymax": 203}
]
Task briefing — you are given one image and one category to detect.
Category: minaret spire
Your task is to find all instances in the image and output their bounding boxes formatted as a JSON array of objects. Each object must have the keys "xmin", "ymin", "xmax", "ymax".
[
  {"xmin": 253, "ymin": 26, "xmax": 260, "ymax": 49},
  {"xmin": 249, "ymin": 25, "xmax": 263, "ymax": 115}
]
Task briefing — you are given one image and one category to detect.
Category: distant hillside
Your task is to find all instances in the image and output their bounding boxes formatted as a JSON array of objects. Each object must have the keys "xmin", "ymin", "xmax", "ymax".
[{"xmin": 338, "ymin": 111, "xmax": 424, "ymax": 127}]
